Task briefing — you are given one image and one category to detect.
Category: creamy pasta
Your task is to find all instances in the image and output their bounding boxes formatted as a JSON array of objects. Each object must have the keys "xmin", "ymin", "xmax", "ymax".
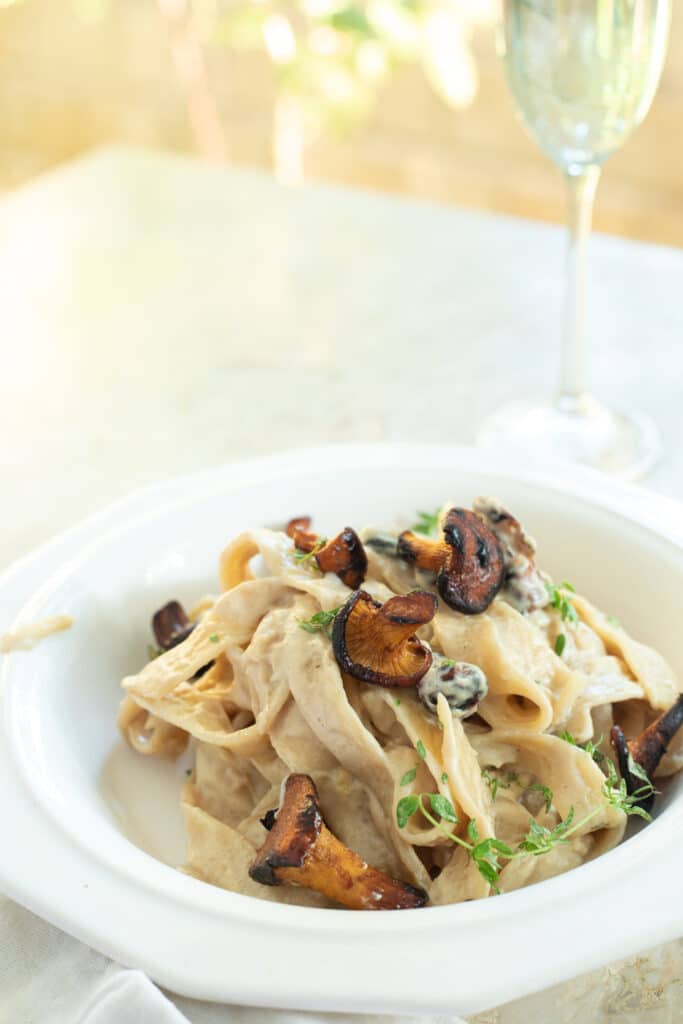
[{"xmin": 118, "ymin": 501, "xmax": 683, "ymax": 909}]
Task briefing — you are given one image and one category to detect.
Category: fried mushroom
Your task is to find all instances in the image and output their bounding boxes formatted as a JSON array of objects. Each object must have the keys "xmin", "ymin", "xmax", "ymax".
[
  {"xmin": 397, "ymin": 508, "xmax": 505, "ymax": 615},
  {"xmin": 250, "ymin": 774, "xmax": 427, "ymax": 910},
  {"xmin": 417, "ymin": 654, "xmax": 488, "ymax": 718},
  {"xmin": 152, "ymin": 600, "xmax": 195, "ymax": 651},
  {"xmin": 472, "ymin": 497, "xmax": 548, "ymax": 613},
  {"xmin": 332, "ymin": 589, "xmax": 437, "ymax": 688},
  {"xmin": 611, "ymin": 694, "xmax": 683, "ymax": 810},
  {"xmin": 286, "ymin": 516, "xmax": 368, "ymax": 589}
]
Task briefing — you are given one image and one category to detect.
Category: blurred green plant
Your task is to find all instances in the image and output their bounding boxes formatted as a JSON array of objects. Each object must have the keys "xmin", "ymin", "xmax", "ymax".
[
  {"xmin": 1, "ymin": 0, "xmax": 495, "ymax": 178},
  {"xmin": 207, "ymin": 0, "xmax": 495, "ymax": 132}
]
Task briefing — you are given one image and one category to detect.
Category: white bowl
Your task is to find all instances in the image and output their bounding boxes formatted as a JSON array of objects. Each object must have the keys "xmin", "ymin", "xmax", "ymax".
[{"xmin": 1, "ymin": 444, "xmax": 682, "ymax": 1017}]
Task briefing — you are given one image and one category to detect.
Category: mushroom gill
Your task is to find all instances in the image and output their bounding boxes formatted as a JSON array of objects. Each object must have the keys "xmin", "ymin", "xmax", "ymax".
[{"xmin": 331, "ymin": 589, "xmax": 436, "ymax": 688}]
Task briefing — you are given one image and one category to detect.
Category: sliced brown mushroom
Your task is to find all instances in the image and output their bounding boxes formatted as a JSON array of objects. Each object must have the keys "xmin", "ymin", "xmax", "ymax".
[
  {"xmin": 472, "ymin": 497, "xmax": 548, "ymax": 613},
  {"xmin": 151, "ymin": 600, "xmax": 212, "ymax": 678},
  {"xmin": 286, "ymin": 516, "xmax": 368, "ymax": 589},
  {"xmin": 397, "ymin": 508, "xmax": 505, "ymax": 615},
  {"xmin": 332, "ymin": 589, "xmax": 436, "ymax": 688},
  {"xmin": 250, "ymin": 774, "xmax": 427, "ymax": 910},
  {"xmin": 417, "ymin": 654, "xmax": 488, "ymax": 717},
  {"xmin": 152, "ymin": 601, "xmax": 195, "ymax": 651},
  {"xmin": 611, "ymin": 694, "xmax": 683, "ymax": 810},
  {"xmin": 285, "ymin": 515, "xmax": 319, "ymax": 553}
]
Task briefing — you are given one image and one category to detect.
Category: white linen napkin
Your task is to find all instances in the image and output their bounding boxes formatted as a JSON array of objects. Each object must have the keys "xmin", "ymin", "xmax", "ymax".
[
  {"xmin": 0, "ymin": 896, "xmax": 467, "ymax": 1024},
  {"xmin": 4, "ymin": 895, "xmax": 682, "ymax": 1023}
]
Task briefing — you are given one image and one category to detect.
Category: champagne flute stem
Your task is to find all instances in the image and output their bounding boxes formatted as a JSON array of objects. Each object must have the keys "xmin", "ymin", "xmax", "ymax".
[{"xmin": 558, "ymin": 164, "xmax": 601, "ymax": 413}]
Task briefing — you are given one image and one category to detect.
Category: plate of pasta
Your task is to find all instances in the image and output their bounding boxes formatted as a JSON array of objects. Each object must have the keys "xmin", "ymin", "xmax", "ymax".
[{"xmin": 1, "ymin": 443, "xmax": 683, "ymax": 1016}]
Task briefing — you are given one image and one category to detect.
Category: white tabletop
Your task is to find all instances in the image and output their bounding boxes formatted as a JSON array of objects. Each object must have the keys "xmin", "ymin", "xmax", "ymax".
[
  {"xmin": 2, "ymin": 145, "xmax": 683, "ymax": 576},
  {"xmin": 1, "ymin": 146, "xmax": 682, "ymax": 1021}
]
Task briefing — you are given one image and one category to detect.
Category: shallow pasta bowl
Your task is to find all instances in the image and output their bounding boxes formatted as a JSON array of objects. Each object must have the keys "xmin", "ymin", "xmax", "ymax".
[{"xmin": 1, "ymin": 444, "xmax": 683, "ymax": 1017}]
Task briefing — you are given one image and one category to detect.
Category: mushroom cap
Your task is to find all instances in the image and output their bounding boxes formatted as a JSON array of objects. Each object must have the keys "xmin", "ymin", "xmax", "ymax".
[
  {"xmin": 316, "ymin": 527, "xmax": 368, "ymax": 590},
  {"xmin": 332, "ymin": 589, "xmax": 436, "ymax": 688},
  {"xmin": 396, "ymin": 508, "xmax": 505, "ymax": 615},
  {"xmin": 152, "ymin": 600, "xmax": 195, "ymax": 650},
  {"xmin": 437, "ymin": 508, "xmax": 505, "ymax": 615},
  {"xmin": 249, "ymin": 774, "xmax": 322, "ymax": 886},
  {"xmin": 285, "ymin": 515, "xmax": 319, "ymax": 553},
  {"xmin": 611, "ymin": 694, "xmax": 683, "ymax": 811},
  {"xmin": 249, "ymin": 773, "xmax": 428, "ymax": 910}
]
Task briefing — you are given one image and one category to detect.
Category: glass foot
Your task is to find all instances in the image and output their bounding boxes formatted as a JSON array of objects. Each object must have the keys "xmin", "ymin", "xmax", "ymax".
[{"xmin": 476, "ymin": 394, "xmax": 661, "ymax": 481}]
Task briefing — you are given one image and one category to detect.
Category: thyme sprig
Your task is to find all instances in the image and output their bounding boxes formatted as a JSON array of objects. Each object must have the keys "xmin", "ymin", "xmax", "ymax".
[
  {"xmin": 559, "ymin": 729, "xmax": 655, "ymax": 821},
  {"xmin": 293, "ymin": 537, "xmax": 327, "ymax": 572},
  {"xmin": 297, "ymin": 606, "xmax": 341, "ymax": 639},
  {"xmin": 546, "ymin": 580, "xmax": 578, "ymax": 624},
  {"xmin": 396, "ymin": 791, "xmax": 599, "ymax": 892}
]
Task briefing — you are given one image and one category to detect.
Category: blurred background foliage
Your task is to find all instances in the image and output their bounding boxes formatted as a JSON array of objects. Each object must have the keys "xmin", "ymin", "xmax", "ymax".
[{"xmin": 0, "ymin": 0, "xmax": 681, "ymax": 243}]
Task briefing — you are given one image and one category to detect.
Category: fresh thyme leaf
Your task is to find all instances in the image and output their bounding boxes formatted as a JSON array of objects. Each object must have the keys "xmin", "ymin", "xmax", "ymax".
[
  {"xmin": 394, "ymin": 697, "xmax": 401, "ymax": 706},
  {"xmin": 546, "ymin": 581, "xmax": 578, "ymax": 625},
  {"xmin": 416, "ymin": 739, "xmax": 427, "ymax": 760},
  {"xmin": 396, "ymin": 794, "xmax": 419, "ymax": 829},
  {"xmin": 400, "ymin": 767, "xmax": 417, "ymax": 787},
  {"xmin": 606, "ymin": 615, "xmax": 622, "ymax": 628},
  {"xmin": 559, "ymin": 730, "xmax": 605, "ymax": 765},
  {"xmin": 293, "ymin": 538, "xmax": 327, "ymax": 570},
  {"xmin": 147, "ymin": 643, "xmax": 164, "ymax": 661},
  {"xmin": 626, "ymin": 754, "xmax": 653, "ymax": 788},
  {"xmin": 411, "ymin": 509, "xmax": 441, "ymax": 537},
  {"xmin": 602, "ymin": 759, "xmax": 654, "ymax": 821},
  {"xmin": 554, "ymin": 633, "xmax": 567, "ymax": 656},
  {"xmin": 472, "ymin": 853, "xmax": 500, "ymax": 890},
  {"xmin": 482, "ymin": 768, "xmax": 515, "ymax": 801},
  {"xmin": 441, "ymin": 772, "xmax": 449, "ymax": 784},
  {"xmin": 297, "ymin": 606, "xmax": 341, "ymax": 638},
  {"xmin": 517, "ymin": 807, "xmax": 575, "ymax": 856},
  {"xmin": 526, "ymin": 783, "xmax": 553, "ymax": 813},
  {"xmin": 582, "ymin": 735, "xmax": 606, "ymax": 764},
  {"xmin": 209, "ymin": 634, "xmax": 220, "ymax": 643},
  {"xmin": 429, "ymin": 794, "xmax": 458, "ymax": 823},
  {"xmin": 467, "ymin": 819, "xmax": 480, "ymax": 844}
]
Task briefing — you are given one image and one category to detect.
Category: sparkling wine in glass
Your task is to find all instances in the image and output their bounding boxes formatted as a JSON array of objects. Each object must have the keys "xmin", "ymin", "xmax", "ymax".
[{"xmin": 478, "ymin": 0, "xmax": 671, "ymax": 479}]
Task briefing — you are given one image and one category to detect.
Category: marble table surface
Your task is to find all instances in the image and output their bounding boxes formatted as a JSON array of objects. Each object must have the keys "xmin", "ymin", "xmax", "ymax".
[{"xmin": 1, "ymin": 145, "xmax": 682, "ymax": 1022}]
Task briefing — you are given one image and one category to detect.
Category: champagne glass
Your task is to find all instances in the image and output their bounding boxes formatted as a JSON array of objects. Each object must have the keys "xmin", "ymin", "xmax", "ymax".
[{"xmin": 477, "ymin": 0, "xmax": 671, "ymax": 479}]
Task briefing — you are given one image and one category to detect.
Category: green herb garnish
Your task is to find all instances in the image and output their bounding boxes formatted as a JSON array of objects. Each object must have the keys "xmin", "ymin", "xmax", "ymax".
[
  {"xmin": 546, "ymin": 581, "xmax": 579, "ymax": 625},
  {"xmin": 559, "ymin": 731, "xmax": 655, "ymax": 820},
  {"xmin": 298, "ymin": 606, "xmax": 341, "ymax": 638},
  {"xmin": 554, "ymin": 633, "xmax": 567, "ymax": 656},
  {"xmin": 147, "ymin": 643, "xmax": 164, "ymax": 661},
  {"xmin": 441, "ymin": 772, "xmax": 449, "ymax": 784},
  {"xmin": 209, "ymin": 634, "xmax": 220, "ymax": 643},
  {"xmin": 416, "ymin": 739, "xmax": 426, "ymax": 760},
  {"xmin": 293, "ymin": 537, "xmax": 327, "ymax": 571},
  {"xmin": 481, "ymin": 768, "xmax": 518, "ymax": 801},
  {"xmin": 526, "ymin": 783, "xmax": 553, "ymax": 813},
  {"xmin": 411, "ymin": 509, "xmax": 441, "ymax": 537},
  {"xmin": 606, "ymin": 615, "xmax": 622, "ymax": 628},
  {"xmin": 602, "ymin": 758, "xmax": 655, "ymax": 821},
  {"xmin": 400, "ymin": 767, "xmax": 417, "ymax": 787}
]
